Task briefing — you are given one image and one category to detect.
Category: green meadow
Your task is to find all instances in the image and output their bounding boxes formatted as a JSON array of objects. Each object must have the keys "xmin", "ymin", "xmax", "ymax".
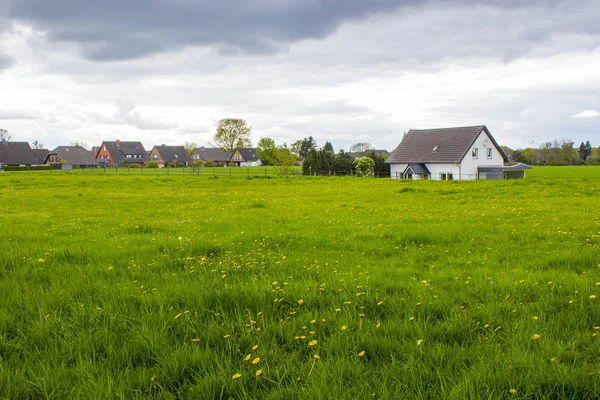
[{"xmin": 1, "ymin": 168, "xmax": 599, "ymax": 399}]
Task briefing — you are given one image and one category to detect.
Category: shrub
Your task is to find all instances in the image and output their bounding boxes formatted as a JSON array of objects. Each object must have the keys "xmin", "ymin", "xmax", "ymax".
[
  {"xmin": 205, "ymin": 160, "xmax": 215, "ymax": 167},
  {"xmin": 146, "ymin": 161, "xmax": 159, "ymax": 169},
  {"xmin": 353, "ymin": 156, "xmax": 375, "ymax": 177}
]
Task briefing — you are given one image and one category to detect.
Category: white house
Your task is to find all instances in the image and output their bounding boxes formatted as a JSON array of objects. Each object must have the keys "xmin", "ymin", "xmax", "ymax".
[{"xmin": 386, "ymin": 125, "xmax": 521, "ymax": 180}]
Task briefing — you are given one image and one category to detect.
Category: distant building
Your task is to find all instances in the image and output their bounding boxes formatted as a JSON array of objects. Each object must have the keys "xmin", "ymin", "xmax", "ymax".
[
  {"xmin": 0, "ymin": 142, "xmax": 39, "ymax": 166},
  {"xmin": 148, "ymin": 145, "xmax": 191, "ymax": 167},
  {"xmin": 231, "ymin": 148, "xmax": 262, "ymax": 167},
  {"xmin": 95, "ymin": 140, "xmax": 148, "ymax": 166},
  {"xmin": 45, "ymin": 146, "xmax": 99, "ymax": 168},
  {"xmin": 191, "ymin": 147, "xmax": 232, "ymax": 166}
]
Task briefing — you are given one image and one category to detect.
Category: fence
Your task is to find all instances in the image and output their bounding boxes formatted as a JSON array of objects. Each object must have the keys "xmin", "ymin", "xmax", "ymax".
[{"xmin": 394, "ymin": 171, "xmax": 482, "ymax": 180}]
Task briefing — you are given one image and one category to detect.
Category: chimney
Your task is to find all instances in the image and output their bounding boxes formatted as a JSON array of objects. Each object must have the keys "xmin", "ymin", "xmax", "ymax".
[{"xmin": 116, "ymin": 140, "xmax": 121, "ymax": 148}]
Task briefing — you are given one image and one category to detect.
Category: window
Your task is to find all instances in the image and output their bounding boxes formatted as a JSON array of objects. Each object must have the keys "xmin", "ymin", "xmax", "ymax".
[
  {"xmin": 472, "ymin": 148, "xmax": 478, "ymax": 158},
  {"xmin": 153, "ymin": 154, "xmax": 158, "ymax": 159},
  {"xmin": 486, "ymin": 148, "xmax": 492, "ymax": 158},
  {"xmin": 440, "ymin": 173, "xmax": 453, "ymax": 181}
]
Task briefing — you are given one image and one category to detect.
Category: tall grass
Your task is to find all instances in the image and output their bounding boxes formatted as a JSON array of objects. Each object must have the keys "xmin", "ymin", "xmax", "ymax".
[{"xmin": 0, "ymin": 171, "xmax": 599, "ymax": 398}]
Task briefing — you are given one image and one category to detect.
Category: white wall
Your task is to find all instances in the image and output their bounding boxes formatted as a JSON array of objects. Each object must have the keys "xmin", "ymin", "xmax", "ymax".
[
  {"xmin": 425, "ymin": 163, "xmax": 461, "ymax": 180},
  {"xmin": 390, "ymin": 163, "xmax": 408, "ymax": 179},
  {"xmin": 460, "ymin": 130, "xmax": 505, "ymax": 178}
]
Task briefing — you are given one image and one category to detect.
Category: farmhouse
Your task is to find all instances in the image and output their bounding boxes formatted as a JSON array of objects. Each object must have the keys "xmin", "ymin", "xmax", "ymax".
[
  {"xmin": 148, "ymin": 145, "xmax": 191, "ymax": 167},
  {"xmin": 386, "ymin": 125, "xmax": 518, "ymax": 180},
  {"xmin": 45, "ymin": 146, "xmax": 99, "ymax": 168},
  {"xmin": 96, "ymin": 140, "xmax": 149, "ymax": 166},
  {"xmin": 191, "ymin": 147, "xmax": 233, "ymax": 166},
  {"xmin": 231, "ymin": 148, "xmax": 262, "ymax": 167}
]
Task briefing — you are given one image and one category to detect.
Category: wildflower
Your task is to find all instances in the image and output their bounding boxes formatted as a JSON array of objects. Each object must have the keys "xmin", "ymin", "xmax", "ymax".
[
  {"xmin": 416, "ymin": 339, "xmax": 423, "ymax": 345},
  {"xmin": 174, "ymin": 313, "xmax": 182, "ymax": 319},
  {"xmin": 509, "ymin": 388, "xmax": 517, "ymax": 396},
  {"xmin": 308, "ymin": 340, "xmax": 318, "ymax": 347},
  {"xmin": 244, "ymin": 354, "xmax": 251, "ymax": 361},
  {"xmin": 359, "ymin": 351, "xmax": 365, "ymax": 357},
  {"xmin": 252, "ymin": 345, "xmax": 259, "ymax": 351},
  {"xmin": 252, "ymin": 357, "xmax": 260, "ymax": 365},
  {"xmin": 409, "ymin": 316, "xmax": 415, "ymax": 321},
  {"xmin": 590, "ymin": 295, "xmax": 597, "ymax": 300},
  {"xmin": 191, "ymin": 338, "xmax": 200, "ymax": 343},
  {"xmin": 151, "ymin": 376, "xmax": 157, "ymax": 382},
  {"xmin": 377, "ymin": 301, "xmax": 383, "ymax": 305},
  {"xmin": 532, "ymin": 316, "xmax": 539, "ymax": 321},
  {"xmin": 232, "ymin": 373, "xmax": 241, "ymax": 380},
  {"xmin": 340, "ymin": 325, "xmax": 347, "ymax": 331},
  {"xmin": 298, "ymin": 299, "xmax": 304, "ymax": 305},
  {"xmin": 223, "ymin": 335, "xmax": 231, "ymax": 339},
  {"xmin": 256, "ymin": 369, "xmax": 263, "ymax": 377},
  {"xmin": 532, "ymin": 334, "xmax": 541, "ymax": 340},
  {"xmin": 335, "ymin": 308, "xmax": 341, "ymax": 313},
  {"xmin": 108, "ymin": 266, "xmax": 113, "ymax": 271},
  {"xmin": 310, "ymin": 319, "xmax": 316, "ymax": 324},
  {"xmin": 313, "ymin": 354, "xmax": 321, "ymax": 360}
]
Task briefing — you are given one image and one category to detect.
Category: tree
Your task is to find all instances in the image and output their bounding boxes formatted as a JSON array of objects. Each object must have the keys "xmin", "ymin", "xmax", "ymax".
[
  {"xmin": 318, "ymin": 148, "xmax": 334, "ymax": 173},
  {"xmin": 272, "ymin": 144, "xmax": 299, "ymax": 176},
  {"xmin": 299, "ymin": 136, "xmax": 317, "ymax": 159},
  {"xmin": 366, "ymin": 151, "xmax": 390, "ymax": 178},
  {"xmin": 184, "ymin": 141, "xmax": 198, "ymax": 155},
  {"xmin": 0, "ymin": 128, "xmax": 11, "ymax": 142},
  {"xmin": 257, "ymin": 137, "xmax": 277, "ymax": 166},
  {"xmin": 71, "ymin": 140, "xmax": 88, "ymax": 149},
  {"xmin": 349, "ymin": 142, "xmax": 374, "ymax": 154},
  {"xmin": 31, "ymin": 140, "xmax": 44, "ymax": 149},
  {"xmin": 213, "ymin": 119, "xmax": 252, "ymax": 151},
  {"xmin": 333, "ymin": 150, "xmax": 354, "ymax": 174},
  {"xmin": 353, "ymin": 156, "xmax": 375, "ymax": 177},
  {"xmin": 578, "ymin": 141, "xmax": 592, "ymax": 162},
  {"xmin": 323, "ymin": 141, "xmax": 334, "ymax": 153},
  {"xmin": 290, "ymin": 140, "xmax": 303, "ymax": 156},
  {"xmin": 302, "ymin": 148, "xmax": 319, "ymax": 175}
]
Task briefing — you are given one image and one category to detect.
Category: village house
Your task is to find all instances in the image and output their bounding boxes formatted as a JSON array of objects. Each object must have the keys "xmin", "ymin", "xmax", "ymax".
[
  {"xmin": 148, "ymin": 145, "xmax": 191, "ymax": 167},
  {"xmin": 45, "ymin": 146, "xmax": 99, "ymax": 168},
  {"xmin": 386, "ymin": 125, "xmax": 530, "ymax": 180},
  {"xmin": 191, "ymin": 147, "xmax": 233, "ymax": 166},
  {"xmin": 0, "ymin": 141, "xmax": 39, "ymax": 166},
  {"xmin": 95, "ymin": 140, "xmax": 148, "ymax": 166},
  {"xmin": 231, "ymin": 148, "xmax": 262, "ymax": 167}
]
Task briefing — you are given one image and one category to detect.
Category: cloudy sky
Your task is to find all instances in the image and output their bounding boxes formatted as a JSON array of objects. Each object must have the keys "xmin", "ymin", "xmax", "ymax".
[{"xmin": 0, "ymin": 0, "xmax": 599, "ymax": 151}]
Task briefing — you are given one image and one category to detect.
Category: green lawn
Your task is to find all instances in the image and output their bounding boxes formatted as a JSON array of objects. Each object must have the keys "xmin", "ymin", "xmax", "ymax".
[{"xmin": 1, "ymin": 171, "xmax": 599, "ymax": 399}]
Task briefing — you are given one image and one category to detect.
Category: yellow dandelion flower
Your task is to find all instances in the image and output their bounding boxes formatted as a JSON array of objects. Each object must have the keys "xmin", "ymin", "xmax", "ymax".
[
  {"xmin": 532, "ymin": 334, "xmax": 541, "ymax": 340},
  {"xmin": 232, "ymin": 373, "xmax": 241, "ymax": 380},
  {"xmin": 377, "ymin": 301, "xmax": 383, "ymax": 305},
  {"xmin": 335, "ymin": 308, "xmax": 341, "ymax": 313},
  {"xmin": 244, "ymin": 354, "xmax": 251, "ymax": 361},
  {"xmin": 532, "ymin": 316, "xmax": 539, "ymax": 321},
  {"xmin": 590, "ymin": 295, "xmax": 597, "ymax": 300},
  {"xmin": 298, "ymin": 299, "xmax": 304, "ymax": 305},
  {"xmin": 310, "ymin": 319, "xmax": 316, "ymax": 324},
  {"xmin": 509, "ymin": 388, "xmax": 517, "ymax": 396},
  {"xmin": 252, "ymin": 345, "xmax": 259, "ymax": 351},
  {"xmin": 308, "ymin": 340, "xmax": 318, "ymax": 347},
  {"xmin": 108, "ymin": 266, "xmax": 113, "ymax": 271},
  {"xmin": 341, "ymin": 325, "xmax": 347, "ymax": 331},
  {"xmin": 223, "ymin": 335, "xmax": 231, "ymax": 339},
  {"xmin": 174, "ymin": 313, "xmax": 182, "ymax": 319},
  {"xmin": 252, "ymin": 357, "xmax": 260, "ymax": 365},
  {"xmin": 313, "ymin": 354, "xmax": 321, "ymax": 360},
  {"xmin": 359, "ymin": 351, "xmax": 365, "ymax": 357},
  {"xmin": 191, "ymin": 338, "xmax": 200, "ymax": 343},
  {"xmin": 151, "ymin": 375, "xmax": 157, "ymax": 382},
  {"xmin": 256, "ymin": 369, "xmax": 263, "ymax": 377},
  {"xmin": 409, "ymin": 316, "xmax": 415, "ymax": 321}
]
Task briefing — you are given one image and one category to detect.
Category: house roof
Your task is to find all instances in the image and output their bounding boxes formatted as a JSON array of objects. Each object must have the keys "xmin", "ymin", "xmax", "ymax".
[
  {"xmin": 234, "ymin": 148, "xmax": 259, "ymax": 162},
  {"xmin": 100, "ymin": 141, "xmax": 149, "ymax": 163},
  {"xmin": 503, "ymin": 162, "xmax": 533, "ymax": 171},
  {"xmin": 0, "ymin": 141, "xmax": 38, "ymax": 165},
  {"xmin": 31, "ymin": 149, "xmax": 50, "ymax": 165},
  {"xmin": 405, "ymin": 163, "xmax": 430, "ymax": 175},
  {"xmin": 50, "ymin": 146, "xmax": 99, "ymax": 165},
  {"xmin": 349, "ymin": 150, "xmax": 390, "ymax": 158},
  {"xmin": 152, "ymin": 145, "xmax": 192, "ymax": 163},
  {"xmin": 192, "ymin": 147, "xmax": 233, "ymax": 162},
  {"xmin": 386, "ymin": 125, "xmax": 509, "ymax": 164}
]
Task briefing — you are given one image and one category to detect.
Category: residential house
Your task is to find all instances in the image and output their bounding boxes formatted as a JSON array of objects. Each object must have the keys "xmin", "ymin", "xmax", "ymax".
[
  {"xmin": 386, "ymin": 125, "xmax": 517, "ymax": 180},
  {"xmin": 231, "ymin": 148, "xmax": 262, "ymax": 167},
  {"xmin": 95, "ymin": 140, "xmax": 148, "ymax": 166},
  {"xmin": 191, "ymin": 147, "xmax": 233, "ymax": 166},
  {"xmin": 148, "ymin": 145, "xmax": 191, "ymax": 167},
  {"xmin": 45, "ymin": 146, "xmax": 99, "ymax": 168},
  {"xmin": 91, "ymin": 146, "xmax": 100, "ymax": 157},
  {"xmin": 31, "ymin": 149, "xmax": 50, "ymax": 165},
  {"xmin": 0, "ymin": 141, "xmax": 39, "ymax": 166}
]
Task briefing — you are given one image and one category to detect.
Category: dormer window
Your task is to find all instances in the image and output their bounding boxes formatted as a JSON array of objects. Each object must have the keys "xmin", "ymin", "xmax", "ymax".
[
  {"xmin": 472, "ymin": 148, "xmax": 478, "ymax": 158},
  {"xmin": 432, "ymin": 146, "xmax": 439, "ymax": 151}
]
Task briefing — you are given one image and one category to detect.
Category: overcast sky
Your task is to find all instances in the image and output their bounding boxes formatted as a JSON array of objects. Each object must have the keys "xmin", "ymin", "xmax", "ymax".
[{"xmin": 1, "ymin": 0, "xmax": 599, "ymax": 151}]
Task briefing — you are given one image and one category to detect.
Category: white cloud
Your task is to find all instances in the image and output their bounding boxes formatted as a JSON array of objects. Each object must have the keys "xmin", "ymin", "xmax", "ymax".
[{"xmin": 573, "ymin": 110, "xmax": 600, "ymax": 118}]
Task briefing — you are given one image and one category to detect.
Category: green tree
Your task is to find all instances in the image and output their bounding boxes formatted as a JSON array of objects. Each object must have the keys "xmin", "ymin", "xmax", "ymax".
[
  {"xmin": 333, "ymin": 150, "xmax": 354, "ymax": 174},
  {"xmin": 257, "ymin": 137, "xmax": 277, "ymax": 166},
  {"xmin": 302, "ymin": 148, "xmax": 318, "ymax": 175},
  {"xmin": 214, "ymin": 119, "xmax": 252, "ymax": 151},
  {"xmin": 353, "ymin": 156, "xmax": 375, "ymax": 177},
  {"xmin": 366, "ymin": 151, "xmax": 390, "ymax": 178},
  {"xmin": 184, "ymin": 141, "xmax": 198, "ymax": 155},
  {"xmin": 318, "ymin": 148, "xmax": 334, "ymax": 174},
  {"xmin": 290, "ymin": 140, "xmax": 303, "ymax": 156},
  {"xmin": 323, "ymin": 141, "xmax": 334, "ymax": 153},
  {"xmin": 272, "ymin": 144, "xmax": 299, "ymax": 176},
  {"xmin": 299, "ymin": 137, "xmax": 317, "ymax": 159},
  {"xmin": 578, "ymin": 141, "xmax": 592, "ymax": 162}
]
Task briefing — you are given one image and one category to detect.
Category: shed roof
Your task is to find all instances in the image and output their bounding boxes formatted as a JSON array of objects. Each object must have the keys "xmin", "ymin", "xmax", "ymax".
[
  {"xmin": 405, "ymin": 163, "xmax": 431, "ymax": 175},
  {"xmin": 386, "ymin": 125, "xmax": 509, "ymax": 164}
]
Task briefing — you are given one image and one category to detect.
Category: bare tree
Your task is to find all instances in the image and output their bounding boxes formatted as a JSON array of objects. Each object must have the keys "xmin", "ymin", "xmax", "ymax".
[
  {"xmin": 31, "ymin": 140, "xmax": 45, "ymax": 149},
  {"xmin": 349, "ymin": 142, "xmax": 374, "ymax": 153},
  {"xmin": 0, "ymin": 128, "xmax": 11, "ymax": 142},
  {"xmin": 71, "ymin": 140, "xmax": 89, "ymax": 149}
]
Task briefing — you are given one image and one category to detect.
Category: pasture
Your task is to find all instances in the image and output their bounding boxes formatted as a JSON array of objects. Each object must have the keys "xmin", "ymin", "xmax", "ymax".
[{"xmin": 1, "ymin": 168, "xmax": 599, "ymax": 399}]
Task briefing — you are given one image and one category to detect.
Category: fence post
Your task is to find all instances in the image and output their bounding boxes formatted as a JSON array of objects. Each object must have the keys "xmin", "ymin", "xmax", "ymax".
[{"xmin": 213, "ymin": 167, "xmax": 216, "ymax": 177}]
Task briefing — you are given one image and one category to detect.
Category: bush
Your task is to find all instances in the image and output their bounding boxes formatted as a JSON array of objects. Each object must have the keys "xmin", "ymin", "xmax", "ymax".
[
  {"xmin": 353, "ymin": 157, "xmax": 375, "ymax": 177},
  {"xmin": 146, "ymin": 161, "xmax": 159, "ymax": 169},
  {"xmin": 129, "ymin": 163, "xmax": 140, "ymax": 168},
  {"xmin": 205, "ymin": 160, "xmax": 215, "ymax": 167},
  {"xmin": 2, "ymin": 165, "xmax": 52, "ymax": 171}
]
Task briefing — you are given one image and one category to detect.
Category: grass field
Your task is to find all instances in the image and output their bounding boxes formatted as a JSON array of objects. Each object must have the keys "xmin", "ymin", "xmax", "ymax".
[{"xmin": 1, "ymin": 168, "xmax": 599, "ymax": 399}]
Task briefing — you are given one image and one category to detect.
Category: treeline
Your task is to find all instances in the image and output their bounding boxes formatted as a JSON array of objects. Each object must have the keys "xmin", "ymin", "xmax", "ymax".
[
  {"xmin": 257, "ymin": 136, "xmax": 390, "ymax": 177},
  {"xmin": 505, "ymin": 139, "xmax": 600, "ymax": 166}
]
